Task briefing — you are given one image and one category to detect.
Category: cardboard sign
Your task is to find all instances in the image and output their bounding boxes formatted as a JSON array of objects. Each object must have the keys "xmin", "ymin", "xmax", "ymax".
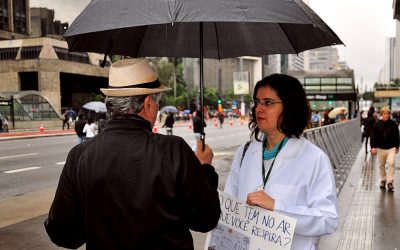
[{"xmin": 204, "ymin": 191, "xmax": 297, "ymax": 250}]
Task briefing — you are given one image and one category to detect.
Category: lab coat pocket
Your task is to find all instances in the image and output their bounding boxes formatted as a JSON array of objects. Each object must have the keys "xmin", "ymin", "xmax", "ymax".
[{"xmin": 268, "ymin": 184, "xmax": 302, "ymax": 205}]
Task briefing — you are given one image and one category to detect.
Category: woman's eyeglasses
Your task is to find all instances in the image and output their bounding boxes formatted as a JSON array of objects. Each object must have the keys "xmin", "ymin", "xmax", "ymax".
[{"xmin": 254, "ymin": 98, "xmax": 282, "ymax": 107}]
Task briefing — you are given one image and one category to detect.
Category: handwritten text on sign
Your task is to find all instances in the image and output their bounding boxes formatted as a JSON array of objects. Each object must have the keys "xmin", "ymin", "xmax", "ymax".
[{"xmin": 205, "ymin": 191, "xmax": 297, "ymax": 250}]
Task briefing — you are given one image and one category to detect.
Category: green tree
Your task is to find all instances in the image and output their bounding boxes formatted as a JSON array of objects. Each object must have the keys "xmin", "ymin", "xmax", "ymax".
[{"xmin": 148, "ymin": 57, "xmax": 190, "ymax": 108}]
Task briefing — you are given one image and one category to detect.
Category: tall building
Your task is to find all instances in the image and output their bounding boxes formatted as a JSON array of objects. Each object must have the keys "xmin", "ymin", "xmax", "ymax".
[
  {"xmin": 30, "ymin": 0, "xmax": 90, "ymax": 24},
  {"xmin": 0, "ymin": 0, "xmax": 30, "ymax": 40},
  {"xmin": 394, "ymin": 21, "xmax": 400, "ymax": 80},
  {"xmin": 307, "ymin": 46, "xmax": 339, "ymax": 71},
  {"xmin": 30, "ymin": 7, "xmax": 68, "ymax": 37},
  {"xmin": 288, "ymin": 53, "xmax": 304, "ymax": 71},
  {"xmin": 382, "ymin": 37, "xmax": 395, "ymax": 83}
]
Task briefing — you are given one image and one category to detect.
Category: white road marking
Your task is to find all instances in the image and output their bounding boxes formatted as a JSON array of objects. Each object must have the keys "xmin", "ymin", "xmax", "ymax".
[
  {"xmin": 4, "ymin": 167, "xmax": 41, "ymax": 174},
  {"xmin": 56, "ymin": 162, "xmax": 66, "ymax": 165},
  {"xmin": 0, "ymin": 153, "xmax": 38, "ymax": 160}
]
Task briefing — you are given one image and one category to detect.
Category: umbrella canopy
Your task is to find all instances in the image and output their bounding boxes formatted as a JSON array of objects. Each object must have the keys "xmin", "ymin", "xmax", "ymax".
[
  {"xmin": 328, "ymin": 107, "xmax": 348, "ymax": 119},
  {"xmin": 64, "ymin": 0, "xmax": 342, "ymax": 59},
  {"xmin": 82, "ymin": 101, "xmax": 107, "ymax": 113},
  {"xmin": 64, "ymin": 0, "xmax": 343, "ymax": 146},
  {"xmin": 160, "ymin": 106, "xmax": 178, "ymax": 113},
  {"xmin": 66, "ymin": 109, "xmax": 77, "ymax": 118}
]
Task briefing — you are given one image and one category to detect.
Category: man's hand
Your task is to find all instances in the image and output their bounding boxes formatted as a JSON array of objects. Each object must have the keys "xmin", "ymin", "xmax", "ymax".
[
  {"xmin": 195, "ymin": 140, "xmax": 213, "ymax": 165},
  {"xmin": 371, "ymin": 148, "xmax": 377, "ymax": 155}
]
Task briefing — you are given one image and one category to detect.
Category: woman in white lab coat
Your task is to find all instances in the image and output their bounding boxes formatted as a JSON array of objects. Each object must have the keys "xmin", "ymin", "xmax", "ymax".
[{"xmin": 224, "ymin": 74, "xmax": 338, "ymax": 250}]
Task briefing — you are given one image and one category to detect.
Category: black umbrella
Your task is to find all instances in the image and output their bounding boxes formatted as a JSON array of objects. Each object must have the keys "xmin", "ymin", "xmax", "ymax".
[{"xmin": 64, "ymin": 0, "xmax": 343, "ymax": 148}]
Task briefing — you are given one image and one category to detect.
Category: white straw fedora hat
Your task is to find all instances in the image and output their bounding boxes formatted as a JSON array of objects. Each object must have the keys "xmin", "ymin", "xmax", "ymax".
[{"xmin": 100, "ymin": 58, "xmax": 171, "ymax": 96}]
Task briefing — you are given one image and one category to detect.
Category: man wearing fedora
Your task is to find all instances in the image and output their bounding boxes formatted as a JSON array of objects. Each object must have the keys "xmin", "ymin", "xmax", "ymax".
[{"xmin": 44, "ymin": 59, "xmax": 221, "ymax": 249}]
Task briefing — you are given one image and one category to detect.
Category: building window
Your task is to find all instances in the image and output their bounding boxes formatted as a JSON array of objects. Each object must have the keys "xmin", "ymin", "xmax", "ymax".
[
  {"xmin": 321, "ymin": 78, "xmax": 336, "ymax": 84},
  {"xmin": 337, "ymin": 78, "xmax": 352, "ymax": 84},
  {"xmin": 0, "ymin": 47, "xmax": 19, "ymax": 60},
  {"xmin": 20, "ymin": 46, "xmax": 42, "ymax": 59},
  {"xmin": 305, "ymin": 78, "xmax": 321, "ymax": 85},
  {"xmin": 13, "ymin": 0, "xmax": 27, "ymax": 34},
  {"xmin": 15, "ymin": 94, "xmax": 59, "ymax": 120},
  {"xmin": 0, "ymin": 0, "xmax": 9, "ymax": 31},
  {"xmin": 53, "ymin": 46, "xmax": 90, "ymax": 64},
  {"xmin": 19, "ymin": 72, "xmax": 39, "ymax": 91}
]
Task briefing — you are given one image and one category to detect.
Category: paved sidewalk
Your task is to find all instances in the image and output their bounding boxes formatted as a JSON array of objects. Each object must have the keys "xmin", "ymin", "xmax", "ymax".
[
  {"xmin": 319, "ymin": 147, "xmax": 400, "ymax": 250},
  {"xmin": 0, "ymin": 129, "xmax": 75, "ymax": 141}
]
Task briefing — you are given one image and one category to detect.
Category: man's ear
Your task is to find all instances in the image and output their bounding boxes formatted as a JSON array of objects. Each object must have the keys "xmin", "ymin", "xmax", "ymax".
[{"xmin": 142, "ymin": 95, "xmax": 153, "ymax": 114}]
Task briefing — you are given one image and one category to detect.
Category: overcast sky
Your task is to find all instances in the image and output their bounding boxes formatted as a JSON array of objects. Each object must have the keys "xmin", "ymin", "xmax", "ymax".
[
  {"xmin": 32, "ymin": 0, "xmax": 396, "ymax": 91},
  {"xmin": 310, "ymin": 0, "xmax": 396, "ymax": 91}
]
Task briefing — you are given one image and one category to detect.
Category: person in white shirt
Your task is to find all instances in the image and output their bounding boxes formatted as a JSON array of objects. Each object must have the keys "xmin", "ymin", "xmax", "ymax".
[
  {"xmin": 224, "ymin": 74, "xmax": 338, "ymax": 250},
  {"xmin": 83, "ymin": 117, "xmax": 98, "ymax": 139}
]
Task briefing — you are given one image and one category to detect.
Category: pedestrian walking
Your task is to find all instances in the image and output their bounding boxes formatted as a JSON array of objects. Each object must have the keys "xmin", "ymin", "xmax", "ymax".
[
  {"xmin": 323, "ymin": 109, "xmax": 330, "ymax": 126},
  {"xmin": 370, "ymin": 106, "xmax": 399, "ymax": 191},
  {"xmin": 82, "ymin": 117, "xmax": 98, "ymax": 139},
  {"xmin": 62, "ymin": 111, "xmax": 70, "ymax": 130},
  {"xmin": 218, "ymin": 112, "xmax": 224, "ymax": 128},
  {"xmin": 192, "ymin": 110, "xmax": 207, "ymax": 151},
  {"xmin": 363, "ymin": 107, "xmax": 377, "ymax": 154},
  {"xmin": 311, "ymin": 110, "xmax": 321, "ymax": 127},
  {"xmin": 224, "ymin": 74, "xmax": 338, "ymax": 250},
  {"xmin": 74, "ymin": 114, "xmax": 86, "ymax": 143},
  {"xmin": 2, "ymin": 115, "xmax": 9, "ymax": 132},
  {"xmin": 97, "ymin": 113, "xmax": 107, "ymax": 133},
  {"xmin": 44, "ymin": 58, "xmax": 220, "ymax": 250},
  {"xmin": 0, "ymin": 115, "xmax": 3, "ymax": 132},
  {"xmin": 162, "ymin": 112, "xmax": 175, "ymax": 135}
]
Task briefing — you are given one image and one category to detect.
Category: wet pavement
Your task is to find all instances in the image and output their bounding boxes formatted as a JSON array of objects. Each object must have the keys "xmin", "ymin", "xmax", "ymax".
[{"xmin": 1, "ymin": 135, "xmax": 400, "ymax": 249}]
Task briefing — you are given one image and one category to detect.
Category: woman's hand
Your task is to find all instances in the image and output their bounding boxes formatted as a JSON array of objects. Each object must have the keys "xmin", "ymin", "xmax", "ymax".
[{"xmin": 246, "ymin": 190, "xmax": 275, "ymax": 211}]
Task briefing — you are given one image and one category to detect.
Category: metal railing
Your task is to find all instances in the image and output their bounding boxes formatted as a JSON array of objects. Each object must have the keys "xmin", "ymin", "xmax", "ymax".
[{"xmin": 304, "ymin": 119, "xmax": 361, "ymax": 193}]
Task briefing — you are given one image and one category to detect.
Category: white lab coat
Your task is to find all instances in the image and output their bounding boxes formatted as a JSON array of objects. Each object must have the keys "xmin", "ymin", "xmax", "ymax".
[{"xmin": 224, "ymin": 137, "xmax": 339, "ymax": 250}]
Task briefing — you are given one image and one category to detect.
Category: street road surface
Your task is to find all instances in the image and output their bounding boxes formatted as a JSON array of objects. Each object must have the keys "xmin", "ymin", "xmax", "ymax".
[
  {"xmin": 0, "ymin": 122, "xmax": 250, "ymax": 249},
  {"xmin": 0, "ymin": 123, "xmax": 250, "ymax": 200}
]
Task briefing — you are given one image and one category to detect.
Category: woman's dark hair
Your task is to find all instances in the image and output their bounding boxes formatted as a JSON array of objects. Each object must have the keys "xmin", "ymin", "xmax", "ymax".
[
  {"xmin": 88, "ymin": 117, "xmax": 94, "ymax": 125},
  {"xmin": 249, "ymin": 74, "xmax": 310, "ymax": 141}
]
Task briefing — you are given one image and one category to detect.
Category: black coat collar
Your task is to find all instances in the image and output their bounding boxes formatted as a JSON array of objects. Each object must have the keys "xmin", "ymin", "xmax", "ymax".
[{"xmin": 104, "ymin": 114, "xmax": 152, "ymax": 132}]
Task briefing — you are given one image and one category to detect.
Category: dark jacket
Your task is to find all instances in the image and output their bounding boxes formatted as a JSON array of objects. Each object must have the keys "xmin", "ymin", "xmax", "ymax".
[
  {"xmin": 363, "ymin": 116, "xmax": 376, "ymax": 137},
  {"xmin": 370, "ymin": 119, "xmax": 400, "ymax": 149},
  {"xmin": 44, "ymin": 115, "xmax": 220, "ymax": 250},
  {"xmin": 163, "ymin": 114, "xmax": 175, "ymax": 128},
  {"xmin": 74, "ymin": 119, "xmax": 86, "ymax": 137}
]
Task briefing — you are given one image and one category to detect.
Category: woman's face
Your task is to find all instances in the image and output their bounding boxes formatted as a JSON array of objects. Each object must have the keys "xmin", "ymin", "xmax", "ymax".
[
  {"xmin": 255, "ymin": 86, "xmax": 283, "ymax": 135},
  {"xmin": 381, "ymin": 111, "xmax": 390, "ymax": 121}
]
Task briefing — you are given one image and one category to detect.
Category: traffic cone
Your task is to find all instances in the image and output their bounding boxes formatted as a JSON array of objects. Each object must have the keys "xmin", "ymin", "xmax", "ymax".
[
  {"xmin": 39, "ymin": 123, "xmax": 44, "ymax": 133},
  {"xmin": 214, "ymin": 119, "xmax": 218, "ymax": 128},
  {"xmin": 188, "ymin": 118, "xmax": 193, "ymax": 129},
  {"xmin": 229, "ymin": 119, "xmax": 233, "ymax": 127},
  {"xmin": 153, "ymin": 127, "xmax": 158, "ymax": 133}
]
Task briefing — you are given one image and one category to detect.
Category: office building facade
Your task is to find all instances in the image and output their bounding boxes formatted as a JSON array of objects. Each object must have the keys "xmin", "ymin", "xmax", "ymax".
[{"xmin": 0, "ymin": 0, "xmax": 30, "ymax": 40}]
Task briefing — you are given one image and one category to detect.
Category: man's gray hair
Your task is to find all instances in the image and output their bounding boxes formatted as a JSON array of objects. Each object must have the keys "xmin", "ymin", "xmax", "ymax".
[{"xmin": 105, "ymin": 93, "xmax": 161, "ymax": 116}]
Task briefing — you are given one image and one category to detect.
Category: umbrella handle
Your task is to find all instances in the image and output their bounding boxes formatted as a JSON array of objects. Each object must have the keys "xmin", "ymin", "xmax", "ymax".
[{"xmin": 200, "ymin": 133, "xmax": 206, "ymax": 151}]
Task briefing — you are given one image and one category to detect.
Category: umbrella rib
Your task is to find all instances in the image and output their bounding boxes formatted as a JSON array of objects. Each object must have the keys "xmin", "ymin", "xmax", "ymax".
[
  {"xmin": 278, "ymin": 23, "xmax": 299, "ymax": 54},
  {"xmin": 213, "ymin": 22, "xmax": 221, "ymax": 60}
]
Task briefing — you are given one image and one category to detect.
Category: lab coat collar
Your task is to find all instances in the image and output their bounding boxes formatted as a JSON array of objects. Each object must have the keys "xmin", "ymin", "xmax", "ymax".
[{"xmin": 248, "ymin": 137, "xmax": 304, "ymax": 159}]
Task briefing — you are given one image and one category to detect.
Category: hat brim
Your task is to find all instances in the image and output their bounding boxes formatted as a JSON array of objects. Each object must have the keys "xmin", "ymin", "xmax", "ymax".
[{"xmin": 100, "ymin": 85, "xmax": 171, "ymax": 96}]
